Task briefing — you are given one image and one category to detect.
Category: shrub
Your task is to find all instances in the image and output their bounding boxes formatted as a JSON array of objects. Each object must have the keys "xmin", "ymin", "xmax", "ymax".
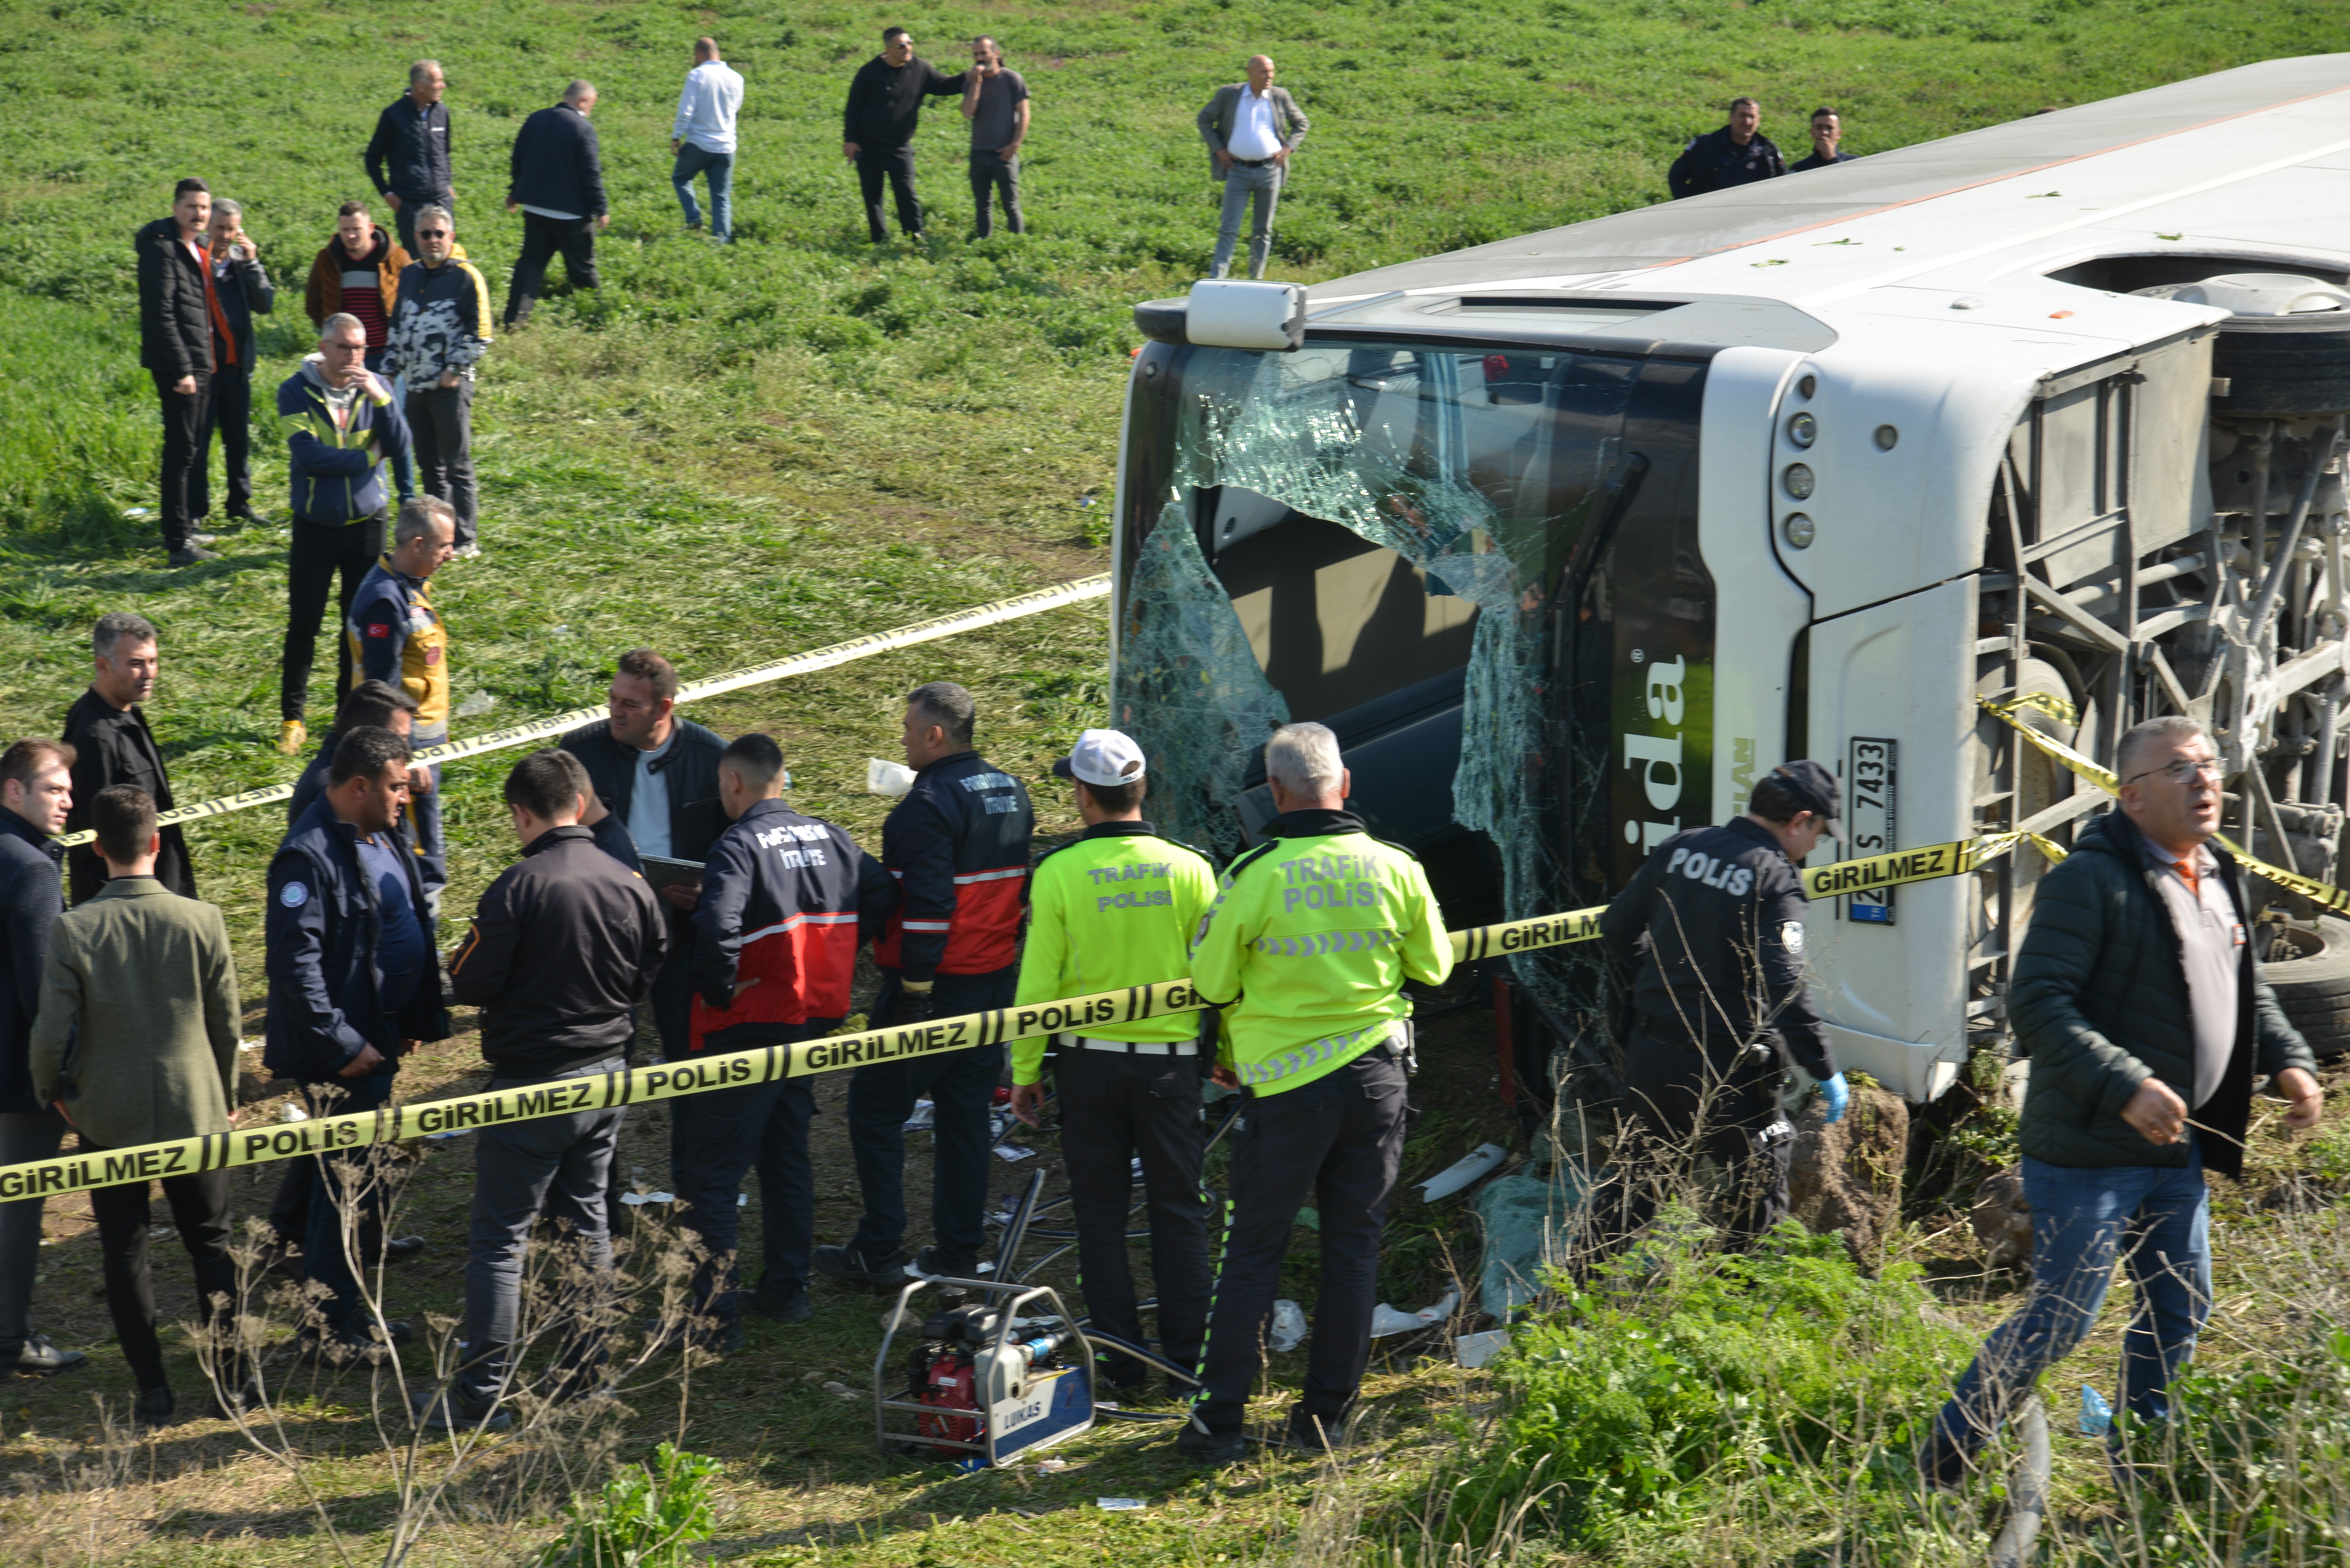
[{"xmin": 534, "ymin": 1443, "xmax": 724, "ymax": 1568}]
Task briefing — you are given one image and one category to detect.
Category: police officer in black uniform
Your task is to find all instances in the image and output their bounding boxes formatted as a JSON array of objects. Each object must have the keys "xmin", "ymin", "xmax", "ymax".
[
  {"xmin": 1590, "ymin": 761, "xmax": 1849, "ymax": 1256},
  {"xmin": 1667, "ymin": 95, "xmax": 1786, "ymax": 200}
]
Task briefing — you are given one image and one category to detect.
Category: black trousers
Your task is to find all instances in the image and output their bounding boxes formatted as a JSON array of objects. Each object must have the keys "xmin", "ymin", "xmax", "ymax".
[
  {"xmin": 505, "ymin": 211, "xmax": 599, "ymax": 328},
  {"xmin": 84, "ymin": 1146, "xmax": 236, "ymax": 1391},
  {"xmin": 1585, "ymin": 1035, "xmax": 1795, "ymax": 1261},
  {"xmin": 1193, "ymin": 1046, "xmax": 1408, "ymax": 1433},
  {"xmin": 407, "ymin": 382, "xmax": 477, "ymax": 548},
  {"xmin": 150, "ymin": 369, "xmax": 211, "ymax": 552},
  {"xmin": 969, "ymin": 152, "xmax": 1023, "ymax": 237},
  {"xmin": 199, "ymin": 365, "xmax": 254, "ymax": 518},
  {"xmin": 856, "ymin": 144, "xmax": 922, "ymax": 241},
  {"xmin": 281, "ymin": 512, "xmax": 385, "ymax": 722},
  {"xmin": 1053, "ymin": 1045, "xmax": 1212, "ymax": 1385}
]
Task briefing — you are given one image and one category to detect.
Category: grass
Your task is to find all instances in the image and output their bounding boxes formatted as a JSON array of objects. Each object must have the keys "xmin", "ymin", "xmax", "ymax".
[{"xmin": 0, "ymin": 0, "xmax": 2347, "ymax": 1562}]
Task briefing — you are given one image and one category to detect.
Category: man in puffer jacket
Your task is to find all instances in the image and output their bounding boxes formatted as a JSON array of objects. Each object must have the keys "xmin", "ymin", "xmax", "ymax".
[{"xmin": 1924, "ymin": 715, "xmax": 2323, "ymax": 1488}]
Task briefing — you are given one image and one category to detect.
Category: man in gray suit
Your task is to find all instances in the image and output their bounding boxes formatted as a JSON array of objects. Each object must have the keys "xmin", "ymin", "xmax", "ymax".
[
  {"xmin": 1196, "ymin": 56, "xmax": 1308, "ymax": 281},
  {"xmin": 30, "ymin": 786, "xmax": 247, "ymax": 1427}
]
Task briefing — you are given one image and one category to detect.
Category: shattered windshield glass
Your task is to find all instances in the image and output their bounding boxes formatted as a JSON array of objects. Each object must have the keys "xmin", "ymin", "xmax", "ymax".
[{"xmin": 1116, "ymin": 338, "xmax": 1671, "ymax": 1016}]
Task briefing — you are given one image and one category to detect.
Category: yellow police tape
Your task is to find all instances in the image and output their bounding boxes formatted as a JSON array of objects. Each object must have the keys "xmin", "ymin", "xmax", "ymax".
[
  {"xmin": 53, "ymin": 574, "xmax": 1116, "ymax": 850},
  {"xmin": 0, "ymin": 830, "xmax": 2067, "ymax": 1200},
  {"xmin": 1975, "ymin": 697, "xmax": 2350, "ymax": 914}
]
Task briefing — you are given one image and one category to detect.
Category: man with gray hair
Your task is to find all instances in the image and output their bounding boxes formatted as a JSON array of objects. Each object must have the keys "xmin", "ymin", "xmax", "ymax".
[
  {"xmin": 276, "ymin": 311, "xmax": 410, "ymax": 753},
  {"xmin": 198, "ymin": 196, "xmax": 275, "ymax": 530},
  {"xmin": 1196, "ymin": 55, "xmax": 1308, "ymax": 280},
  {"xmin": 365, "ymin": 59, "xmax": 456, "ymax": 258},
  {"xmin": 62, "ymin": 614, "xmax": 195, "ymax": 903},
  {"xmin": 504, "ymin": 80, "xmax": 608, "ymax": 330},
  {"xmin": 814, "ymin": 681, "xmax": 1033, "ymax": 1287},
  {"xmin": 346, "ymin": 497, "xmax": 458, "ymax": 910},
  {"xmin": 1178, "ymin": 721, "xmax": 1450, "ymax": 1461},
  {"xmin": 1924, "ymin": 714, "xmax": 2324, "ymax": 1490}
]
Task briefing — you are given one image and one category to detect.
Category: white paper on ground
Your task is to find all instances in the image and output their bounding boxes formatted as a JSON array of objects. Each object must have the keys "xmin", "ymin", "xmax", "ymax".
[
  {"xmin": 1097, "ymin": 1497, "xmax": 1146, "ymax": 1511},
  {"xmin": 1418, "ymin": 1143, "xmax": 1507, "ymax": 1202},
  {"xmin": 1455, "ymin": 1327, "xmax": 1511, "ymax": 1369},
  {"xmin": 868, "ymin": 757, "xmax": 918, "ymax": 797},
  {"xmin": 1369, "ymin": 1289, "xmax": 1460, "ymax": 1338},
  {"xmin": 994, "ymin": 1144, "xmax": 1037, "ymax": 1162},
  {"xmin": 278, "ymin": 1103, "xmax": 309, "ymax": 1123},
  {"xmin": 621, "ymin": 1191, "xmax": 676, "ymax": 1206},
  {"xmin": 1270, "ymin": 1299, "xmax": 1308, "ymax": 1352}
]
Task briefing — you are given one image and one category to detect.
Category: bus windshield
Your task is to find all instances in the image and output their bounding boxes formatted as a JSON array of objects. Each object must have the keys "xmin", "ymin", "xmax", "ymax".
[{"xmin": 1115, "ymin": 337, "xmax": 1709, "ymax": 936}]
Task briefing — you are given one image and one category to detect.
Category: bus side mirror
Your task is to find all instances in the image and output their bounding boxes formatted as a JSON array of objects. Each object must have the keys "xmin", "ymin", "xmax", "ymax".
[{"xmin": 1186, "ymin": 281, "xmax": 1307, "ymax": 351}]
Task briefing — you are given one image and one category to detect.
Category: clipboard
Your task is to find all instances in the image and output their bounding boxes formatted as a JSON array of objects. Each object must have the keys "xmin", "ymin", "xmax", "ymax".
[{"xmin": 639, "ymin": 855, "xmax": 705, "ymax": 893}]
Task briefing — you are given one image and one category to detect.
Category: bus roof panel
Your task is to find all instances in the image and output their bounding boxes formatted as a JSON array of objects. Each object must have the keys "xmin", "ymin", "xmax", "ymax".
[{"xmin": 1310, "ymin": 54, "xmax": 2350, "ymax": 304}]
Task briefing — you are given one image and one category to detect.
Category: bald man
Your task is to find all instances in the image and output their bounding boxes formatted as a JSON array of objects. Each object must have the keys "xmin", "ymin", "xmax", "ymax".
[{"xmin": 1196, "ymin": 56, "xmax": 1309, "ymax": 280}]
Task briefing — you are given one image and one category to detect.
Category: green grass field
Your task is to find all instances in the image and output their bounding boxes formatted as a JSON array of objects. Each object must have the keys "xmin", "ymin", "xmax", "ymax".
[{"xmin": 2, "ymin": 0, "xmax": 2348, "ymax": 1562}]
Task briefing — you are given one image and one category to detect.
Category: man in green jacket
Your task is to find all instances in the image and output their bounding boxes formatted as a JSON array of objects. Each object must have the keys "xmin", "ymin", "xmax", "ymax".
[
  {"xmin": 30, "ymin": 786, "xmax": 247, "ymax": 1428},
  {"xmin": 1178, "ymin": 721, "xmax": 1451, "ymax": 1460},
  {"xmin": 1925, "ymin": 715, "xmax": 2323, "ymax": 1486},
  {"xmin": 1009, "ymin": 729, "xmax": 1218, "ymax": 1396}
]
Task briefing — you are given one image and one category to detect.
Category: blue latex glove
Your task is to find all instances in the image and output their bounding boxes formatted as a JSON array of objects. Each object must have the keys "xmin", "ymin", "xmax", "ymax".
[{"xmin": 1820, "ymin": 1072, "xmax": 1849, "ymax": 1125}]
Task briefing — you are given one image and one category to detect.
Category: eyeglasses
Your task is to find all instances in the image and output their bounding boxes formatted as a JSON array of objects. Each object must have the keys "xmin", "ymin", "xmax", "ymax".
[
  {"xmin": 2123, "ymin": 757, "xmax": 2224, "ymax": 787},
  {"xmin": 324, "ymin": 341, "xmax": 367, "ymax": 354}
]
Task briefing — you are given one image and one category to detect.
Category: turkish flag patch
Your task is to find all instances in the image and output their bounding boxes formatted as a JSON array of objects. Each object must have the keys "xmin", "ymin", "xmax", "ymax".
[{"xmin": 365, "ymin": 622, "xmax": 390, "ymax": 638}]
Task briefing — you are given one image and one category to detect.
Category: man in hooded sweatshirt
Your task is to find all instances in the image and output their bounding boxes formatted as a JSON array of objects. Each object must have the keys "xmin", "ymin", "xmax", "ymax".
[{"xmin": 276, "ymin": 313, "xmax": 410, "ymax": 756}]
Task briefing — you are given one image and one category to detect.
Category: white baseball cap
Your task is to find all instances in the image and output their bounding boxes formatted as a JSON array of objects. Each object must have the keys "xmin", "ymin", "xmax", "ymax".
[{"xmin": 1052, "ymin": 728, "xmax": 1148, "ymax": 789}]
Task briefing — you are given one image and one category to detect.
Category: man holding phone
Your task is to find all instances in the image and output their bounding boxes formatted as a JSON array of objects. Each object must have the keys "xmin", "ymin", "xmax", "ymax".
[
  {"xmin": 195, "ymin": 200, "xmax": 275, "ymax": 532},
  {"xmin": 960, "ymin": 37, "xmax": 1029, "ymax": 238}
]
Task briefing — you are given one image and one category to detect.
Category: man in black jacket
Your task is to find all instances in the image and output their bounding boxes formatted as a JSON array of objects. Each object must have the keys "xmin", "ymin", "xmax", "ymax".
[
  {"xmin": 1590, "ymin": 762, "xmax": 1848, "ymax": 1257},
  {"xmin": 134, "ymin": 178, "xmax": 222, "ymax": 566},
  {"xmin": 196, "ymin": 199, "xmax": 275, "ymax": 530},
  {"xmin": 263, "ymin": 727, "xmax": 450, "ymax": 1361},
  {"xmin": 0, "ymin": 740, "xmax": 87, "ymax": 1378},
  {"xmin": 1667, "ymin": 96, "xmax": 1785, "ymax": 200},
  {"xmin": 816, "ymin": 681, "xmax": 1031, "ymax": 1285},
  {"xmin": 1925, "ymin": 717, "xmax": 2323, "ymax": 1488},
  {"xmin": 428, "ymin": 750, "xmax": 665, "ymax": 1428},
  {"xmin": 504, "ymin": 80, "xmax": 609, "ymax": 330},
  {"xmin": 62, "ymin": 613, "xmax": 195, "ymax": 905},
  {"xmin": 842, "ymin": 28, "xmax": 967, "ymax": 243},
  {"xmin": 364, "ymin": 60, "xmax": 454, "ymax": 257},
  {"xmin": 288, "ymin": 680, "xmax": 420, "ymax": 828},
  {"xmin": 672, "ymin": 735, "xmax": 896, "ymax": 1341},
  {"xmin": 562, "ymin": 649, "xmax": 727, "ymax": 1063}
]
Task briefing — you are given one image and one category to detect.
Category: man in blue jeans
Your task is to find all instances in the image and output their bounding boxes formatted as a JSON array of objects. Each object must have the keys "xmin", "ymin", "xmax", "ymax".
[
  {"xmin": 671, "ymin": 37, "xmax": 744, "ymax": 243},
  {"xmin": 1925, "ymin": 716, "xmax": 2324, "ymax": 1487}
]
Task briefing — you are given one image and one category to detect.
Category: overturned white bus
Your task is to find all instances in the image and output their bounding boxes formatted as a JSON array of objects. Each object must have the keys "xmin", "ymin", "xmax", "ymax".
[{"xmin": 1110, "ymin": 55, "xmax": 2350, "ymax": 1108}]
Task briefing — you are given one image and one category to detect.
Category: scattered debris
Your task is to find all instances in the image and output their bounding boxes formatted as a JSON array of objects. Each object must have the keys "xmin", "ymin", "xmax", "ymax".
[
  {"xmin": 1418, "ymin": 1142, "xmax": 1506, "ymax": 1202},
  {"xmin": 1369, "ymin": 1289, "xmax": 1458, "ymax": 1338},
  {"xmin": 868, "ymin": 758, "xmax": 917, "ymax": 797},
  {"xmin": 1097, "ymin": 1497, "xmax": 1145, "ymax": 1511},
  {"xmin": 1270, "ymin": 1300, "xmax": 1307, "ymax": 1352},
  {"xmin": 1455, "ymin": 1328, "xmax": 1510, "ymax": 1370}
]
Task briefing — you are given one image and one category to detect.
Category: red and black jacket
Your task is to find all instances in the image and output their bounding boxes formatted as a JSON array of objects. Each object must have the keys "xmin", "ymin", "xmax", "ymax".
[
  {"xmin": 875, "ymin": 751, "xmax": 1033, "ymax": 981},
  {"xmin": 689, "ymin": 798, "xmax": 899, "ymax": 1051}
]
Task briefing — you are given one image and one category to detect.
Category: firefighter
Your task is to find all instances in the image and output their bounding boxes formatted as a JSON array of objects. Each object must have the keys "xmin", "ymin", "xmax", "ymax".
[
  {"xmin": 814, "ymin": 681, "xmax": 1034, "ymax": 1286},
  {"xmin": 1007, "ymin": 729, "xmax": 1219, "ymax": 1396},
  {"xmin": 1178, "ymin": 722, "xmax": 1452, "ymax": 1461},
  {"xmin": 1590, "ymin": 760, "xmax": 1850, "ymax": 1261}
]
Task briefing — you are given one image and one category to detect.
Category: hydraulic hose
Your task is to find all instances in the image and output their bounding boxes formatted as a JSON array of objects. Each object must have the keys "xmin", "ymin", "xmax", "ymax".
[{"xmin": 1082, "ymin": 1328, "xmax": 1202, "ymax": 1388}]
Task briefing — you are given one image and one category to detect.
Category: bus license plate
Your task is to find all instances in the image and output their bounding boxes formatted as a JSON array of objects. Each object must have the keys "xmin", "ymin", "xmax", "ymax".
[{"xmin": 1846, "ymin": 738, "xmax": 1897, "ymax": 926}]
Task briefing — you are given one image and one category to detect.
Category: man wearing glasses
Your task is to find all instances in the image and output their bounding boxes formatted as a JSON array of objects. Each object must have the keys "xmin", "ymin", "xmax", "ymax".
[
  {"xmin": 277, "ymin": 314, "xmax": 411, "ymax": 748},
  {"xmin": 383, "ymin": 205, "xmax": 493, "ymax": 557},
  {"xmin": 1924, "ymin": 715, "xmax": 2324, "ymax": 1490}
]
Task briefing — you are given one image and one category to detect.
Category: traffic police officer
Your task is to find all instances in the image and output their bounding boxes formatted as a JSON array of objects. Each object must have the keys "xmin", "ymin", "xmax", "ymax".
[
  {"xmin": 1178, "ymin": 722, "xmax": 1452, "ymax": 1460},
  {"xmin": 346, "ymin": 495, "xmax": 456, "ymax": 913},
  {"xmin": 1008, "ymin": 729, "xmax": 1219, "ymax": 1397},
  {"xmin": 1593, "ymin": 760, "xmax": 1849, "ymax": 1258}
]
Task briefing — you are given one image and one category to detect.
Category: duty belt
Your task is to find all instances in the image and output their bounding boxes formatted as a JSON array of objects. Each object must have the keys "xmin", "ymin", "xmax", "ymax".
[{"xmin": 1063, "ymin": 1034, "xmax": 1197, "ymax": 1057}]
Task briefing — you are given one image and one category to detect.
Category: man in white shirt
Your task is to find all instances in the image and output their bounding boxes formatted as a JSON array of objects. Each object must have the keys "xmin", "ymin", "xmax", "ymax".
[
  {"xmin": 1195, "ymin": 56, "xmax": 1310, "ymax": 280},
  {"xmin": 672, "ymin": 37, "xmax": 746, "ymax": 244}
]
